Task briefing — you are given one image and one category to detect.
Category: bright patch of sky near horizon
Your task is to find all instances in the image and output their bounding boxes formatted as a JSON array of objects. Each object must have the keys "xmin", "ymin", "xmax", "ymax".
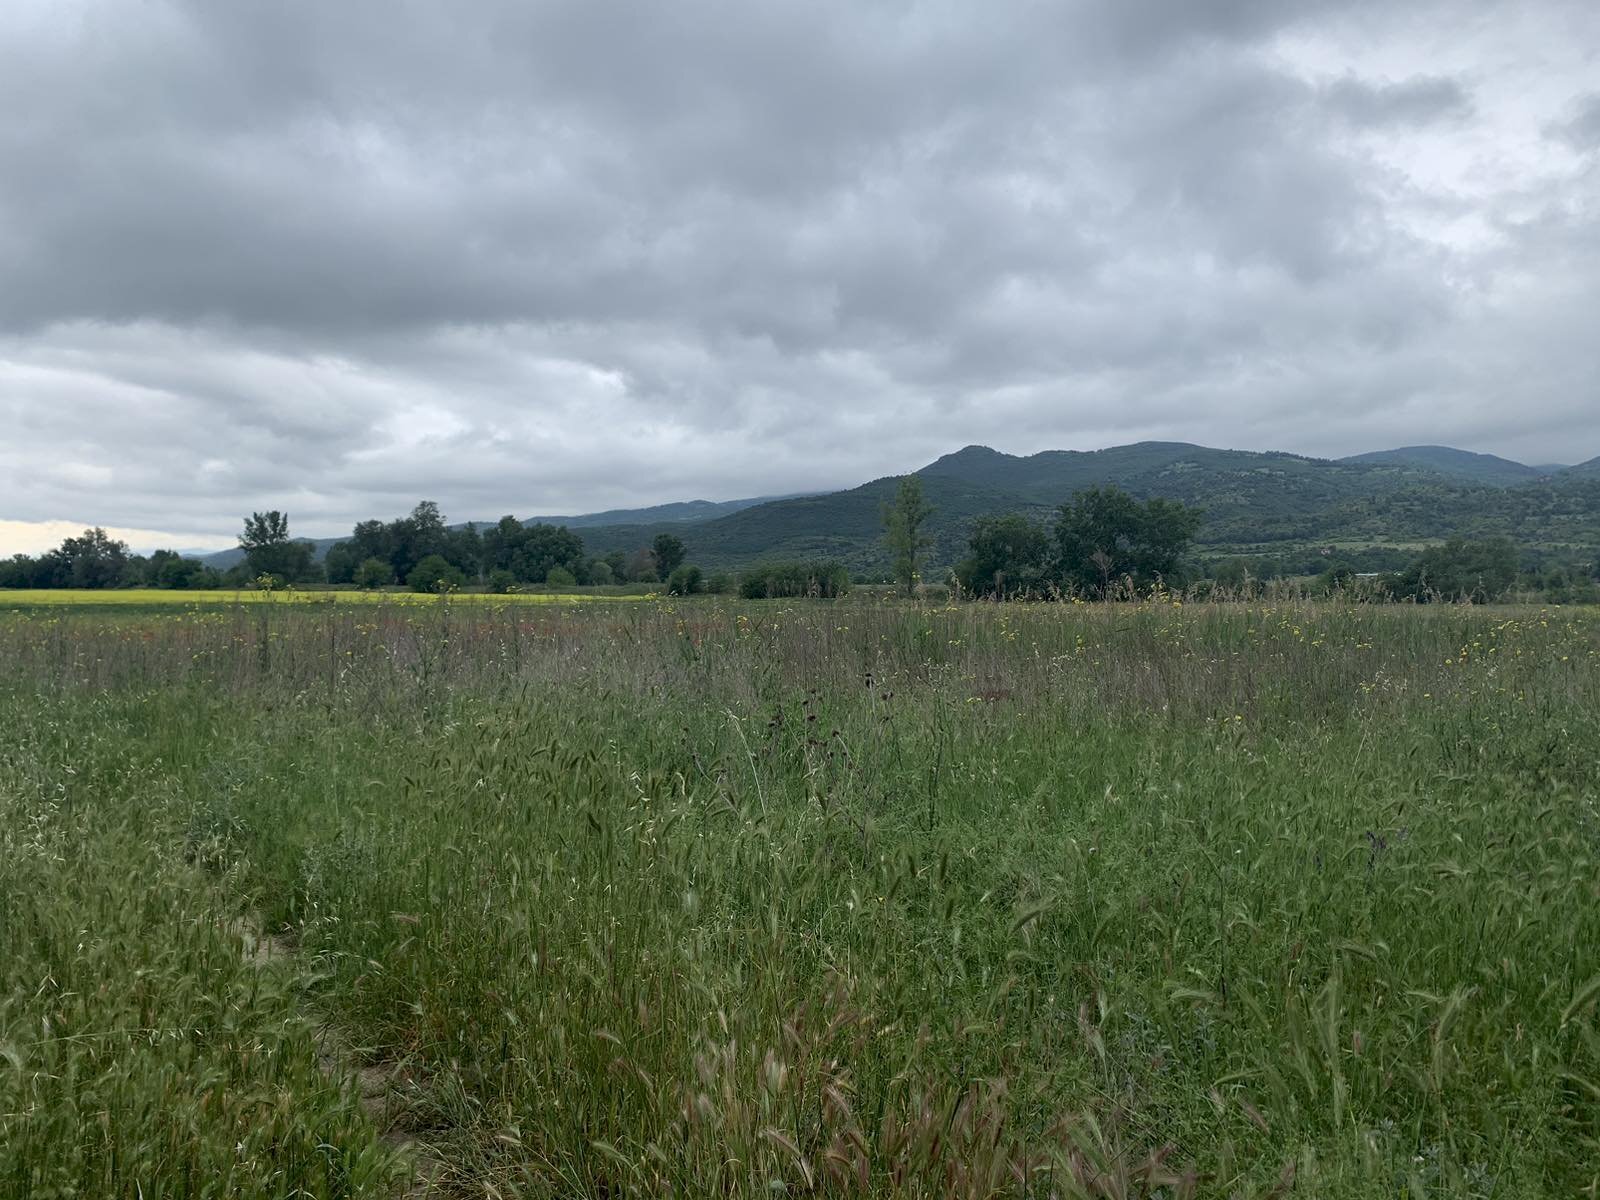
[{"xmin": 1, "ymin": 0, "xmax": 1596, "ymax": 554}]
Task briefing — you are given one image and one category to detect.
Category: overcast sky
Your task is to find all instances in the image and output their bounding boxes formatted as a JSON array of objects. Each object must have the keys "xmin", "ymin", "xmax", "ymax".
[{"xmin": 2, "ymin": 0, "xmax": 1597, "ymax": 553}]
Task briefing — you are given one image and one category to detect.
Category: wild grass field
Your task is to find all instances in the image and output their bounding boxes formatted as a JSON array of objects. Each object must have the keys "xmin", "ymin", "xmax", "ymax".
[
  {"xmin": 0, "ymin": 588, "xmax": 651, "ymax": 609},
  {"xmin": 3, "ymin": 597, "xmax": 1599, "ymax": 1198}
]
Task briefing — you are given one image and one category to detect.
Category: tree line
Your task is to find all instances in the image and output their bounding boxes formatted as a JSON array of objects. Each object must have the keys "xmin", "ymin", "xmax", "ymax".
[
  {"xmin": 5, "ymin": 485, "xmax": 1591, "ymax": 604},
  {"xmin": 0, "ymin": 527, "xmax": 226, "ymax": 590},
  {"xmin": 884, "ymin": 477, "xmax": 1588, "ymax": 604},
  {"xmin": 0, "ymin": 502, "xmax": 847, "ymax": 598},
  {"xmin": 245, "ymin": 502, "xmax": 708, "ymax": 593},
  {"xmin": 0, "ymin": 503, "xmax": 704, "ymax": 594}
]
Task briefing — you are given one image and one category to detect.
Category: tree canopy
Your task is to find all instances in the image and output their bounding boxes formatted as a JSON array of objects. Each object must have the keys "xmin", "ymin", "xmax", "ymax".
[
  {"xmin": 0, "ymin": 528, "xmax": 222, "ymax": 590},
  {"xmin": 239, "ymin": 511, "xmax": 317, "ymax": 583},
  {"xmin": 956, "ymin": 514, "xmax": 1049, "ymax": 597},
  {"xmin": 1052, "ymin": 487, "xmax": 1203, "ymax": 595},
  {"xmin": 957, "ymin": 486, "xmax": 1202, "ymax": 597},
  {"xmin": 1391, "ymin": 537, "xmax": 1518, "ymax": 602},
  {"xmin": 651, "ymin": 533, "xmax": 687, "ymax": 581},
  {"xmin": 882, "ymin": 476, "xmax": 933, "ymax": 594}
]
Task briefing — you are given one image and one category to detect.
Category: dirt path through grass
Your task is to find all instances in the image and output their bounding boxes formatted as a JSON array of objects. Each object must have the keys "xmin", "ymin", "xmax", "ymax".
[{"xmin": 238, "ymin": 921, "xmax": 450, "ymax": 1198}]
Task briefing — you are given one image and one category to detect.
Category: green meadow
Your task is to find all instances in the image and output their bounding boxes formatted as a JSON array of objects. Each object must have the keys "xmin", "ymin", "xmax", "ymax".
[{"xmin": 3, "ymin": 598, "xmax": 1598, "ymax": 1197}]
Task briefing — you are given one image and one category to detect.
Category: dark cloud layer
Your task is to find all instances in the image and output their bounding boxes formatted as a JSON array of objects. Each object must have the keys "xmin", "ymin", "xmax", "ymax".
[{"xmin": 1, "ymin": 0, "xmax": 1597, "ymax": 547}]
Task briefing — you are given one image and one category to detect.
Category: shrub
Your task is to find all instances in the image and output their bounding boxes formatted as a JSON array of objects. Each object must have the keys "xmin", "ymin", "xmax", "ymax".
[
  {"xmin": 487, "ymin": 568, "xmax": 518, "ymax": 594},
  {"xmin": 545, "ymin": 566, "xmax": 578, "ymax": 589},
  {"xmin": 738, "ymin": 560, "xmax": 850, "ymax": 599},
  {"xmin": 956, "ymin": 514, "xmax": 1049, "ymax": 597},
  {"xmin": 406, "ymin": 554, "xmax": 465, "ymax": 594},
  {"xmin": 666, "ymin": 564, "xmax": 704, "ymax": 595},
  {"xmin": 1392, "ymin": 537, "xmax": 1519, "ymax": 603},
  {"xmin": 353, "ymin": 557, "xmax": 394, "ymax": 590}
]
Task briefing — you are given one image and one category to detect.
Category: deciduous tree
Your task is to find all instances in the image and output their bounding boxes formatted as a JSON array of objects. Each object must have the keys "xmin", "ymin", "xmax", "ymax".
[
  {"xmin": 239, "ymin": 512, "xmax": 316, "ymax": 583},
  {"xmin": 1051, "ymin": 487, "xmax": 1200, "ymax": 596},
  {"xmin": 652, "ymin": 533, "xmax": 687, "ymax": 581},
  {"xmin": 882, "ymin": 476, "xmax": 933, "ymax": 595}
]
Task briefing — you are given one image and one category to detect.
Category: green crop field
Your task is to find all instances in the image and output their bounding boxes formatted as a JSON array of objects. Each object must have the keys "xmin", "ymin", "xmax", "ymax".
[{"xmin": 3, "ymin": 598, "xmax": 1599, "ymax": 1197}]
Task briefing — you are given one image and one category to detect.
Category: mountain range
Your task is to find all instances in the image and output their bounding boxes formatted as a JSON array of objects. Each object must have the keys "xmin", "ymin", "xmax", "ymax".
[{"xmin": 203, "ymin": 443, "xmax": 1600, "ymax": 575}]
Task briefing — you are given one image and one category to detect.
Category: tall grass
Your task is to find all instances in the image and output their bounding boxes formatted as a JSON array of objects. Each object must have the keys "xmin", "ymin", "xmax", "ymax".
[
  {"xmin": 2, "ymin": 597, "xmax": 1598, "ymax": 1196},
  {"xmin": 0, "ymin": 587, "xmax": 650, "ymax": 609}
]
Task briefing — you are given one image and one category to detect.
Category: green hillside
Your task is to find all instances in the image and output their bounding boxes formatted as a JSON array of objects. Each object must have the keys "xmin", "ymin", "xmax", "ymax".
[
  {"xmin": 576, "ymin": 442, "xmax": 1600, "ymax": 577},
  {"xmin": 920, "ymin": 441, "xmax": 1378, "ymax": 499},
  {"xmin": 919, "ymin": 443, "xmax": 1428, "ymax": 540},
  {"xmin": 576, "ymin": 474, "xmax": 1051, "ymax": 575},
  {"xmin": 521, "ymin": 494, "xmax": 796, "ymax": 528},
  {"xmin": 1339, "ymin": 445, "xmax": 1544, "ymax": 486},
  {"xmin": 1562, "ymin": 455, "xmax": 1600, "ymax": 480}
]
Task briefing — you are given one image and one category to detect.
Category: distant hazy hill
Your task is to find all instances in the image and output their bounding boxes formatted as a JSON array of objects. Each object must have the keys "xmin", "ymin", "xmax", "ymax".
[
  {"xmin": 1339, "ymin": 445, "xmax": 1545, "ymax": 486},
  {"xmin": 203, "ymin": 538, "xmax": 340, "ymax": 570},
  {"xmin": 1561, "ymin": 455, "xmax": 1600, "ymax": 480},
  {"xmin": 520, "ymin": 494, "xmax": 799, "ymax": 529}
]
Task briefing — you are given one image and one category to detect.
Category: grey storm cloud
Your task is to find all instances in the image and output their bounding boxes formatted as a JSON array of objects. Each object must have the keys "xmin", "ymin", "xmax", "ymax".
[
  {"xmin": 0, "ymin": 0, "xmax": 1597, "ymax": 548},
  {"xmin": 1321, "ymin": 74, "xmax": 1473, "ymax": 128},
  {"xmin": 1555, "ymin": 93, "xmax": 1600, "ymax": 152}
]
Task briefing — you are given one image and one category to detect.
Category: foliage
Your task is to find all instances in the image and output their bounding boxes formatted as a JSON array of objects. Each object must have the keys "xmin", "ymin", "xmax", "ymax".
[
  {"xmin": 388, "ymin": 501, "xmax": 449, "ymax": 582},
  {"xmin": 1392, "ymin": 537, "xmax": 1520, "ymax": 602},
  {"xmin": 738, "ymin": 559, "xmax": 850, "ymax": 598},
  {"xmin": 651, "ymin": 533, "xmax": 687, "ymax": 581},
  {"xmin": 882, "ymin": 475, "xmax": 933, "ymax": 594},
  {"xmin": 568, "ymin": 443, "xmax": 1600, "ymax": 578},
  {"xmin": 405, "ymin": 553, "xmax": 465, "ymax": 593},
  {"xmin": 665, "ymin": 563, "xmax": 703, "ymax": 595},
  {"xmin": 625, "ymin": 547, "xmax": 657, "ymax": 582},
  {"xmin": 1340, "ymin": 445, "xmax": 1544, "ymax": 486},
  {"xmin": 239, "ymin": 511, "xmax": 317, "ymax": 584},
  {"xmin": 57, "ymin": 526, "xmax": 133, "ymax": 587},
  {"xmin": 352, "ymin": 556, "xmax": 393, "ymax": 590},
  {"xmin": 319, "ymin": 503, "xmax": 491, "ymax": 586},
  {"xmin": 956, "ymin": 513, "xmax": 1050, "ymax": 596},
  {"xmin": 954, "ymin": 488, "xmax": 1202, "ymax": 598},
  {"xmin": 485, "ymin": 516, "xmax": 586, "ymax": 584},
  {"xmin": 0, "ymin": 530, "xmax": 225, "ymax": 591},
  {"xmin": 1052, "ymin": 486, "xmax": 1203, "ymax": 595},
  {"xmin": 545, "ymin": 566, "xmax": 578, "ymax": 588},
  {"xmin": 145, "ymin": 548, "xmax": 220, "ymax": 590}
]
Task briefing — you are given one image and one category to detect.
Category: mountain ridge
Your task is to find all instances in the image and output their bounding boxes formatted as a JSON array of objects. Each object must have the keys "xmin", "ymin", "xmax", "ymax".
[
  {"xmin": 559, "ymin": 440, "xmax": 1600, "ymax": 575},
  {"xmin": 1338, "ymin": 444, "xmax": 1546, "ymax": 486}
]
